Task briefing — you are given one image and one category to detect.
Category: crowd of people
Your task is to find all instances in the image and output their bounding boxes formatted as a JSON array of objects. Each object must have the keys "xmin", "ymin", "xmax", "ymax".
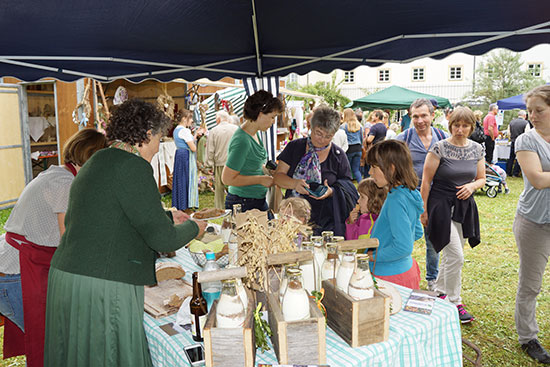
[{"xmin": 0, "ymin": 84, "xmax": 549, "ymax": 365}]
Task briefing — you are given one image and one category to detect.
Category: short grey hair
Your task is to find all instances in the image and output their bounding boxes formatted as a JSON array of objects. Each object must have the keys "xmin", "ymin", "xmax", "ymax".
[
  {"xmin": 518, "ymin": 110, "xmax": 527, "ymax": 118},
  {"xmin": 489, "ymin": 103, "xmax": 498, "ymax": 112},
  {"xmin": 410, "ymin": 98, "xmax": 434, "ymax": 114},
  {"xmin": 311, "ymin": 106, "xmax": 341, "ymax": 134},
  {"xmin": 230, "ymin": 114, "xmax": 241, "ymax": 126},
  {"xmin": 216, "ymin": 110, "xmax": 230, "ymax": 122}
]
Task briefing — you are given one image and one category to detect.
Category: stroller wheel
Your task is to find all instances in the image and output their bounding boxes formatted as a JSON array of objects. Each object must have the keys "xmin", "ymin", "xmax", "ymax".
[{"xmin": 486, "ymin": 186, "xmax": 498, "ymax": 198}]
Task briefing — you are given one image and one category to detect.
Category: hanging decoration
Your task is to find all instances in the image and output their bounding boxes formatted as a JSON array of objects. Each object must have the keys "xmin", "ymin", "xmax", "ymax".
[
  {"xmin": 157, "ymin": 84, "xmax": 175, "ymax": 120},
  {"xmin": 94, "ymin": 80, "xmax": 110, "ymax": 133},
  {"xmin": 113, "ymin": 86, "xmax": 128, "ymax": 105},
  {"xmin": 72, "ymin": 79, "xmax": 92, "ymax": 127}
]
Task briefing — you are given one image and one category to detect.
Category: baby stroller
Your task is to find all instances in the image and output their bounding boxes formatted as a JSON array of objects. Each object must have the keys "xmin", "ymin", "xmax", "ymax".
[{"xmin": 481, "ymin": 162, "xmax": 505, "ymax": 198}]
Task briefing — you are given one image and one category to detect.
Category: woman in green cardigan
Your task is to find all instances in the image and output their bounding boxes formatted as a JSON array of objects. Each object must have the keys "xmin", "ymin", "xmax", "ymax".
[{"xmin": 44, "ymin": 100, "xmax": 207, "ymax": 367}]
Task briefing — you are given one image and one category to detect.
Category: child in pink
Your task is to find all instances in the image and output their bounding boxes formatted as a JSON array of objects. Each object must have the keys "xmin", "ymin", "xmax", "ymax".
[{"xmin": 345, "ymin": 178, "xmax": 388, "ymax": 240}]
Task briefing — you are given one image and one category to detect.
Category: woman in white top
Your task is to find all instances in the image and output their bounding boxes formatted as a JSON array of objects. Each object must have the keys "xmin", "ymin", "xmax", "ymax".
[
  {"xmin": 172, "ymin": 109, "xmax": 203, "ymax": 209},
  {"xmin": 513, "ymin": 85, "xmax": 550, "ymax": 364},
  {"xmin": 2, "ymin": 129, "xmax": 106, "ymax": 365}
]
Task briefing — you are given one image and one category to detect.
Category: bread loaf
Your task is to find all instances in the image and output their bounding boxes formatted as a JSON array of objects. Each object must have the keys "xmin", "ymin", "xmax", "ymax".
[{"xmin": 155, "ymin": 262, "xmax": 186, "ymax": 283}]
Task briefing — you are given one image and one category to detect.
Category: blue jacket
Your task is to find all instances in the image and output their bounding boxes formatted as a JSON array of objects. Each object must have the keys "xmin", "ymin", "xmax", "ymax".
[{"xmin": 370, "ymin": 186, "xmax": 424, "ymax": 276}]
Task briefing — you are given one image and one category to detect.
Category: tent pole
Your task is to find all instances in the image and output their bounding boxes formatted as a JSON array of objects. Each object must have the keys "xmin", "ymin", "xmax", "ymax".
[{"xmin": 251, "ymin": 0, "xmax": 262, "ymax": 77}]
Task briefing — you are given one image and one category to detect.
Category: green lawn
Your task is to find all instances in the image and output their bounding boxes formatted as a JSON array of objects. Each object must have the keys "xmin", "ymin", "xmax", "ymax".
[{"xmin": 1, "ymin": 178, "xmax": 548, "ymax": 366}]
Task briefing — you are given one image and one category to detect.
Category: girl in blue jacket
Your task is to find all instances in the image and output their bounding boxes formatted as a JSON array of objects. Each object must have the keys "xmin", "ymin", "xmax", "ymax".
[{"xmin": 366, "ymin": 140, "xmax": 424, "ymax": 289}]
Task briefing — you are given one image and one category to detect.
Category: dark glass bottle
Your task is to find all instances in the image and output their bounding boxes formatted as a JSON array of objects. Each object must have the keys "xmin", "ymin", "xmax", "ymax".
[{"xmin": 190, "ymin": 272, "xmax": 208, "ymax": 342}]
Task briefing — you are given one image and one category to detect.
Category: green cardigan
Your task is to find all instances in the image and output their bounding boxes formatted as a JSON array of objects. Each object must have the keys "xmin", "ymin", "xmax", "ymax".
[{"xmin": 51, "ymin": 148, "xmax": 199, "ymax": 286}]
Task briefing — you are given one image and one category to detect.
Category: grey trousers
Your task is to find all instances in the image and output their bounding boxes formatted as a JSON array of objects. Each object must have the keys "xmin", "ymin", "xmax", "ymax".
[{"xmin": 514, "ymin": 214, "xmax": 550, "ymax": 344}]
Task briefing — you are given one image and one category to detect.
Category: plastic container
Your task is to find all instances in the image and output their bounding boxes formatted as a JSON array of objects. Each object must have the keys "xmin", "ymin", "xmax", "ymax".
[{"xmin": 202, "ymin": 251, "xmax": 222, "ymax": 311}]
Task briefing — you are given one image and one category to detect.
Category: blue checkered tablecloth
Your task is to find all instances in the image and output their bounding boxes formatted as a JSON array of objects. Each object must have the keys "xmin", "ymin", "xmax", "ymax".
[{"xmin": 144, "ymin": 247, "xmax": 463, "ymax": 367}]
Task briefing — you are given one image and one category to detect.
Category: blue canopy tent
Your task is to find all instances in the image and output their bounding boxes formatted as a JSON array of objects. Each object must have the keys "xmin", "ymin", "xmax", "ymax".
[
  {"xmin": 0, "ymin": 1, "xmax": 549, "ymax": 82},
  {"xmin": 497, "ymin": 94, "xmax": 526, "ymax": 110}
]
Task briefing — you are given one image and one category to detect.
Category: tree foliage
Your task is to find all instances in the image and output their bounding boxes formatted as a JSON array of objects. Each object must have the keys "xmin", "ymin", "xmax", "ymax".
[
  {"xmin": 472, "ymin": 50, "xmax": 544, "ymax": 104},
  {"xmin": 287, "ymin": 72, "xmax": 350, "ymax": 109}
]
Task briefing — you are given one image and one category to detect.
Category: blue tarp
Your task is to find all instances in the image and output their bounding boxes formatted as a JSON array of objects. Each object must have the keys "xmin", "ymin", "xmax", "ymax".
[
  {"xmin": 497, "ymin": 94, "xmax": 526, "ymax": 110},
  {"xmin": 0, "ymin": 1, "xmax": 549, "ymax": 82}
]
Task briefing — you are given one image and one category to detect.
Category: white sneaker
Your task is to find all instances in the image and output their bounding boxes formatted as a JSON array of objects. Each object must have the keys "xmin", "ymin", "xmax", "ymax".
[{"xmin": 427, "ymin": 280, "xmax": 436, "ymax": 291}]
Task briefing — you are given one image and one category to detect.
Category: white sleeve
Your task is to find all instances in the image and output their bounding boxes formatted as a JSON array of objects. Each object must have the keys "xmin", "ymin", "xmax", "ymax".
[{"xmin": 177, "ymin": 127, "xmax": 194, "ymax": 142}]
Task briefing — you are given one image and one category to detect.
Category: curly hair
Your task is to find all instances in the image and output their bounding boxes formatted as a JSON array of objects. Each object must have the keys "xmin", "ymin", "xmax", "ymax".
[
  {"xmin": 106, "ymin": 99, "xmax": 171, "ymax": 146},
  {"xmin": 243, "ymin": 90, "xmax": 283, "ymax": 121},
  {"xmin": 357, "ymin": 178, "xmax": 388, "ymax": 214}
]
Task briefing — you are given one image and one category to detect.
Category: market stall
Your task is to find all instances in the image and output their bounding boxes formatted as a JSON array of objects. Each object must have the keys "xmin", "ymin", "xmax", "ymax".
[{"xmin": 144, "ymin": 247, "xmax": 463, "ymax": 367}]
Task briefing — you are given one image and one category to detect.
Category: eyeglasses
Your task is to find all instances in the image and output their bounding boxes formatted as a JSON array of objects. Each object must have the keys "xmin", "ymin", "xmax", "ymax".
[{"xmin": 311, "ymin": 128, "xmax": 335, "ymax": 140}]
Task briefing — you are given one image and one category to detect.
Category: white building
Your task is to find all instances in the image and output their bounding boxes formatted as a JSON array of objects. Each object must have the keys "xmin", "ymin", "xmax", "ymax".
[{"xmin": 287, "ymin": 44, "xmax": 550, "ymax": 104}]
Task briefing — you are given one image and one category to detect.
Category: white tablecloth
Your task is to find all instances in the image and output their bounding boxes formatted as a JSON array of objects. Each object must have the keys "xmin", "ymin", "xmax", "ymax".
[
  {"xmin": 144, "ymin": 248, "xmax": 463, "ymax": 367},
  {"xmin": 151, "ymin": 141, "xmax": 176, "ymax": 187}
]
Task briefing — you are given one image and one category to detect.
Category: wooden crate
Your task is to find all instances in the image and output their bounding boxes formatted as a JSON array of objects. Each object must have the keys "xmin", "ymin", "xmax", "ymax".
[
  {"xmin": 203, "ymin": 291, "xmax": 256, "ymax": 367},
  {"xmin": 266, "ymin": 292, "xmax": 326, "ymax": 365},
  {"xmin": 322, "ymin": 279, "xmax": 390, "ymax": 348}
]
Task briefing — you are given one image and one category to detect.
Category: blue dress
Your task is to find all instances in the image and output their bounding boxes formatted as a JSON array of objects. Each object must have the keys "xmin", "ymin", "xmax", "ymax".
[{"xmin": 172, "ymin": 126, "xmax": 199, "ymax": 209}]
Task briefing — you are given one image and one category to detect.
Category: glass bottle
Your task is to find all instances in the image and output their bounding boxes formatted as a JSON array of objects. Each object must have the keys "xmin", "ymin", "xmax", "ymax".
[
  {"xmin": 202, "ymin": 251, "xmax": 222, "ymax": 311},
  {"xmin": 279, "ymin": 263, "xmax": 299, "ymax": 303},
  {"xmin": 348, "ymin": 254, "xmax": 374, "ymax": 300},
  {"xmin": 282, "ymin": 269, "xmax": 311, "ymax": 322},
  {"xmin": 333, "ymin": 236, "xmax": 345, "ymax": 262},
  {"xmin": 225, "ymin": 265, "xmax": 248, "ymax": 312},
  {"xmin": 321, "ymin": 231, "xmax": 334, "ymax": 247},
  {"xmin": 311, "ymin": 236, "xmax": 325, "ymax": 290},
  {"xmin": 190, "ymin": 272, "xmax": 208, "ymax": 342},
  {"xmin": 321, "ymin": 242, "xmax": 341, "ymax": 281},
  {"xmin": 299, "ymin": 242, "xmax": 317, "ymax": 293},
  {"xmin": 336, "ymin": 250, "xmax": 356, "ymax": 292},
  {"xmin": 216, "ymin": 279, "xmax": 246, "ymax": 328}
]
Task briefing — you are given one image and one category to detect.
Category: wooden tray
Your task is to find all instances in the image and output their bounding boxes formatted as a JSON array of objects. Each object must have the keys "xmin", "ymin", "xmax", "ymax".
[{"xmin": 144, "ymin": 279, "xmax": 192, "ymax": 318}]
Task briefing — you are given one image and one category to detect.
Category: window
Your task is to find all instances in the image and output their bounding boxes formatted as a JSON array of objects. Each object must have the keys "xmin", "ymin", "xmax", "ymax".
[
  {"xmin": 378, "ymin": 69, "xmax": 390, "ymax": 83},
  {"xmin": 528, "ymin": 63, "xmax": 542, "ymax": 77},
  {"xmin": 412, "ymin": 67, "xmax": 425, "ymax": 81},
  {"xmin": 287, "ymin": 73, "xmax": 298, "ymax": 84},
  {"xmin": 449, "ymin": 66, "xmax": 463, "ymax": 81},
  {"xmin": 344, "ymin": 71, "xmax": 355, "ymax": 83}
]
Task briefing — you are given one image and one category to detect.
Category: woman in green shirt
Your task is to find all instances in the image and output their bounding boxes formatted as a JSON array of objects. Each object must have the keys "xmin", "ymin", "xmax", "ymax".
[
  {"xmin": 222, "ymin": 90, "xmax": 283, "ymax": 212},
  {"xmin": 44, "ymin": 100, "xmax": 206, "ymax": 367}
]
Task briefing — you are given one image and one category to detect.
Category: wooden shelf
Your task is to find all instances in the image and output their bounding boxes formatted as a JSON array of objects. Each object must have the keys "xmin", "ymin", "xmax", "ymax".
[
  {"xmin": 31, "ymin": 141, "xmax": 57, "ymax": 146},
  {"xmin": 26, "ymin": 90, "xmax": 55, "ymax": 96}
]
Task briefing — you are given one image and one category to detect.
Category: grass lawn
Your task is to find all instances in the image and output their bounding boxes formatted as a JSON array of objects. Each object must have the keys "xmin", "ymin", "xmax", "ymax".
[{"xmin": 1, "ymin": 178, "xmax": 548, "ymax": 366}]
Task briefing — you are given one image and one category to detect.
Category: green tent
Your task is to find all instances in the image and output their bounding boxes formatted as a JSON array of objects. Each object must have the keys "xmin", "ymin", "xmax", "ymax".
[{"xmin": 346, "ymin": 85, "xmax": 451, "ymax": 110}]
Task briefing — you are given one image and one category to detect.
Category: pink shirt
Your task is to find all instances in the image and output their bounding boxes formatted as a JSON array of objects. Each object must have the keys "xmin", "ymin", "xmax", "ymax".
[
  {"xmin": 345, "ymin": 212, "xmax": 378, "ymax": 240},
  {"xmin": 483, "ymin": 113, "xmax": 498, "ymax": 140}
]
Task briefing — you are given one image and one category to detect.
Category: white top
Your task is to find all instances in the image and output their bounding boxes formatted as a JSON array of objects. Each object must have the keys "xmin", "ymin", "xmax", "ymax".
[
  {"xmin": 0, "ymin": 234, "xmax": 20, "ymax": 274},
  {"xmin": 386, "ymin": 129, "xmax": 397, "ymax": 140},
  {"xmin": 332, "ymin": 128, "xmax": 349, "ymax": 152},
  {"xmin": 177, "ymin": 126, "xmax": 194, "ymax": 142},
  {"xmin": 4, "ymin": 165, "xmax": 74, "ymax": 247},
  {"xmin": 515, "ymin": 129, "xmax": 550, "ymax": 224}
]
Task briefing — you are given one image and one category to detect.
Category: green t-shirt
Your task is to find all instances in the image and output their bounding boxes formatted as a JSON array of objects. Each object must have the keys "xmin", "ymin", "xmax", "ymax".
[{"xmin": 225, "ymin": 128, "xmax": 267, "ymax": 199}]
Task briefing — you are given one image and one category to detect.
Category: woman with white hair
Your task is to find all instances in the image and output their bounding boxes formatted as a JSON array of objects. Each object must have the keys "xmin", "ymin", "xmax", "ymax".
[{"xmin": 274, "ymin": 106, "xmax": 357, "ymax": 236}]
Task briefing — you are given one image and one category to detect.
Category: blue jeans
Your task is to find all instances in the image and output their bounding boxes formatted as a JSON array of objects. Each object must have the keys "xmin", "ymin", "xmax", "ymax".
[
  {"xmin": 0, "ymin": 273, "xmax": 24, "ymax": 331},
  {"xmin": 346, "ymin": 151, "xmax": 362, "ymax": 181},
  {"xmin": 425, "ymin": 231, "xmax": 440, "ymax": 281},
  {"xmin": 225, "ymin": 193, "xmax": 269, "ymax": 213}
]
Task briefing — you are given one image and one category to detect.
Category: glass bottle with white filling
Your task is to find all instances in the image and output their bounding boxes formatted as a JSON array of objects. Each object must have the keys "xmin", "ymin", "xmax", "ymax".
[
  {"xmin": 279, "ymin": 263, "xmax": 299, "ymax": 303},
  {"xmin": 348, "ymin": 254, "xmax": 374, "ymax": 300},
  {"xmin": 216, "ymin": 279, "xmax": 246, "ymax": 328},
  {"xmin": 336, "ymin": 250, "xmax": 356, "ymax": 292},
  {"xmin": 282, "ymin": 268, "xmax": 311, "ymax": 322},
  {"xmin": 299, "ymin": 242, "xmax": 317, "ymax": 293}
]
